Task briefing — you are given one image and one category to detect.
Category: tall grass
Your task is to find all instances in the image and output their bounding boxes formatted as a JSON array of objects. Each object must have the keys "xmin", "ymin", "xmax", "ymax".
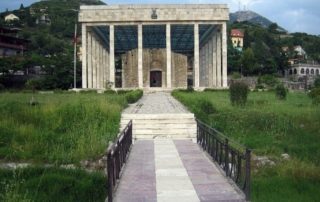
[
  {"xmin": 0, "ymin": 167, "xmax": 107, "ymax": 202},
  {"xmin": 172, "ymin": 90, "xmax": 320, "ymax": 201},
  {"xmin": 0, "ymin": 93, "xmax": 128, "ymax": 164}
]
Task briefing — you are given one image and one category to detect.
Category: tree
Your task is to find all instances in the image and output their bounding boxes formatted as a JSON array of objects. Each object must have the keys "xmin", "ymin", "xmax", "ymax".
[
  {"xmin": 240, "ymin": 48, "xmax": 256, "ymax": 75},
  {"xmin": 20, "ymin": 3, "xmax": 24, "ymax": 10}
]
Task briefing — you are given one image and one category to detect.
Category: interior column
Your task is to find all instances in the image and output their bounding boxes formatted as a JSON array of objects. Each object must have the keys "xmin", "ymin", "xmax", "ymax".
[
  {"xmin": 194, "ymin": 23, "xmax": 200, "ymax": 88},
  {"xmin": 87, "ymin": 31, "xmax": 92, "ymax": 88},
  {"xmin": 166, "ymin": 24, "xmax": 172, "ymax": 89},
  {"xmin": 138, "ymin": 24, "xmax": 143, "ymax": 88},
  {"xmin": 217, "ymin": 29, "xmax": 222, "ymax": 87},
  {"xmin": 109, "ymin": 25, "xmax": 115, "ymax": 87}
]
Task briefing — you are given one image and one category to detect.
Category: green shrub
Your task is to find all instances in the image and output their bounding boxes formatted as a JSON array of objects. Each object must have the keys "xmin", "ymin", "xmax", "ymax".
[
  {"xmin": 275, "ymin": 84, "xmax": 287, "ymax": 100},
  {"xmin": 198, "ymin": 99, "xmax": 216, "ymax": 114},
  {"xmin": 187, "ymin": 86, "xmax": 194, "ymax": 92},
  {"xmin": 258, "ymin": 74, "xmax": 279, "ymax": 88},
  {"xmin": 0, "ymin": 83, "xmax": 4, "ymax": 92},
  {"xmin": 314, "ymin": 77, "xmax": 320, "ymax": 88},
  {"xmin": 229, "ymin": 81, "xmax": 249, "ymax": 106},
  {"xmin": 231, "ymin": 72, "xmax": 241, "ymax": 79},
  {"xmin": 309, "ymin": 87, "xmax": 320, "ymax": 105},
  {"xmin": 25, "ymin": 79, "xmax": 42, "ymax": 92},
  {"xmin": 125, "ymin": 90, "xmax": 143, "ymax": 104},
  {"xmin": 255, "ymin": 84, "xmax": 265, "ymax": 90}
]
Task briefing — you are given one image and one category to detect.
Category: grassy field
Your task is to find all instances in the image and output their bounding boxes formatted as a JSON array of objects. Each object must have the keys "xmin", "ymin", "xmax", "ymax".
[
  {"xmin": 173, "ymin": 90, "xmax": 320, "ymax": 202},
  {"xmin": 0, "ymin": 167, "xmax": 107, "ymax": 202},
  {"xmin": 0, "ymin": 92, "xmax": 132, "ymax": 164},
  {"xmin": 0, "ymin": 91, "xmax": 143, "ymax": 201}
]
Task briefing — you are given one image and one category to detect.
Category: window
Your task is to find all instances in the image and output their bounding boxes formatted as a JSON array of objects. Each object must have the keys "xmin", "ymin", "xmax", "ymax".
[
  {"xmin": 294, "ymin": 69, "xmax": 297, "ymax": 74},
  {"xmin": 301, "ymin": 68, "xmax": 305, "ymax": 74},
  {"xmin": 311, "ymin": 69, "xmax": 314, "ymax": 75},
  {"xmin": 306, "ymin": 69, "xmax": 310, "ymax": 74},
  {"xmin": 289, "ymin": 70, "xmax": 293, "ymax": 75},
  {"xmin": 316, "ymin": 69, "xmax": 319, "ymax": 75}
]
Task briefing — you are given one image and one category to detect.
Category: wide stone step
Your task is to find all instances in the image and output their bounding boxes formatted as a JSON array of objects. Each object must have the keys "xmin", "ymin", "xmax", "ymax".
[
  {"xmin": 121, "ymin": 113, "xmax": 194, "ymax": 119},
  {"xmin": 121, "ymin": 123, "xmax": 196, "ymax": 129},
  {"xmin": 121, "ymin": 119, "xmax": 196, "ymax": 124},
  {"xmin": 133, "ymin": 128, "xmax": 196, "ymax": 134},
  {"xmin": 135, "ymin": 134, "xmax": 196, "ymax": 139}
]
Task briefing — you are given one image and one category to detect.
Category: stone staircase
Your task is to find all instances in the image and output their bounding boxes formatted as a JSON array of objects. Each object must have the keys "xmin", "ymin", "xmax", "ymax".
[{"xmin": 120, "ymin": 113, "xmax": 197, "ymax": 139}]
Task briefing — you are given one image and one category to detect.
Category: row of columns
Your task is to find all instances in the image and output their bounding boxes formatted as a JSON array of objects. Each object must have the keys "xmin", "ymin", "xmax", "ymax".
[
  {"xmin": 81, "ymin": 23, "xmax": 227, "ymax": 89},
  {"xmin": 199, "ymin": 24, "xmax": 228, "ymax": 88}
]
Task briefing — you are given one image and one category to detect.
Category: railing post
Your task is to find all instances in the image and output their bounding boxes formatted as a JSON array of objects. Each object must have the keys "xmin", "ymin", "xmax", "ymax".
[
  {"xmin": 107, "ymin": 151, "xmax": 113, "ymax": 202},
  {"xmin": 225, "ymin": 138, "xmax": 229, "ymax": 176},
  {"xmin": 244, "ymin": 149, "xmax": 251, "ymax": 201}
]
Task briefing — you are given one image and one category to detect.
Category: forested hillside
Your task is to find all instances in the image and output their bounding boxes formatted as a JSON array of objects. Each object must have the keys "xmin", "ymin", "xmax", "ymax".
[
  {"xmin": 0, "ymin": 0, "xmax": 105, "ymax": 89},
  {"xmin": 228, "ymin": 21, "xmax": 320, "ymax": 76}
]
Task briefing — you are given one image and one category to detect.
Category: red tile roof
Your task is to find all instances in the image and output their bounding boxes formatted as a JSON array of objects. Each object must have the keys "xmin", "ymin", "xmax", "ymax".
[{"xmin": 231, "ymin": 29, "xmax": 244, "ymax": 37}]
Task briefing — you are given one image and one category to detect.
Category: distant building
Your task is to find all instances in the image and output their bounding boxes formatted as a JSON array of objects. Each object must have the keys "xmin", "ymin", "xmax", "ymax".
[
  {"xmin": 294, "ymin": 45, "xmax": 306, "ymax": 58},
  {"xmin": 0, "ymin": 27, "xmax": 29, "ymax": 58},
  {"xmin": 230, "ymin": 29, "xmax": 244, "ymax": 51},
  {"xmin": 4, "ymin": 14, "xmax": 20, "ymax": 22},
  {"xmin": 286, "ymin": 62, "xmax": 320, "ymax": 78},
  {"xmin": 36, "ymin": 14, "xmax": 51, "ymax": 25}
]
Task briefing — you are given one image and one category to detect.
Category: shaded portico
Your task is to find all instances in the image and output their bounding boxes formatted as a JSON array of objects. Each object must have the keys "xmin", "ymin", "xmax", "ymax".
[{"xmin": 79, "ymin": 4, "xmax": 229, "ymax": 90}]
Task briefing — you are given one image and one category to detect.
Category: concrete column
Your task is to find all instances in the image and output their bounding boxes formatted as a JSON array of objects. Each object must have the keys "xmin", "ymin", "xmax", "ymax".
[
  {"xmin": 109, "ymin": 25, "xmax": 115, "ymax": 87},
  {"xmin": 208, "ymin": 38, "xmax": 213, "ymax": 87},
  {"xmin": 97, "ymin": 42, "xmax": 101, "ymax": 89},
  {"xmin": 92, "ymin": 38, "xmax": 97, "ymax": 88},
  {"xmin": 166, "ymin": 24, "xmax": 171, "ymax": 88},
  {"xmin": 222, "ymin": 22, "xmax": 228, "ymax": 87},
  {"xmin": 138, "ymin": 24, "xmax": 143, "ymax": 88},
  {"xmin": 103, "ymin": 49, "xmax": 106, "ymax": 88},
  {"xmin": 212, "ymin": 33, "xmax": 217, "ymax": 87},
  {"xmin": 194, "ymin": 23, "xmax": 200, "ymax": 88},
  {"xmin": 106, "ymin": 49, "xmax": 109, "ymax": 86},
  {"xmin": 205, "ymin": 42, "xmax": 210, "ymax": 87},
  {"xmin": 87, "ymin": 31, "xmax": 92, "ymax": 88},
  {"xmin": 217, "ymin": 29, "xmax": 222, "ymax": 87},
  {"xmin": 81, "ymin": 24, "xmax": 87, "ymax": 89}
]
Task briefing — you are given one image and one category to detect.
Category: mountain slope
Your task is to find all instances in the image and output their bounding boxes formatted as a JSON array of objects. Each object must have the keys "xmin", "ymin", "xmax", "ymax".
[{"xmin": 230, "ymin": 10, "xmax": 286, "ymax": 32}]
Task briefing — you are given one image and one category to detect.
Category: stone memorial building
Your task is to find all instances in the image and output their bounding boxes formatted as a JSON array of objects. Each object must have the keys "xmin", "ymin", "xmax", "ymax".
[{"xmin": 79, "ymin": 4, "xmax": 229, "ymax": 90}]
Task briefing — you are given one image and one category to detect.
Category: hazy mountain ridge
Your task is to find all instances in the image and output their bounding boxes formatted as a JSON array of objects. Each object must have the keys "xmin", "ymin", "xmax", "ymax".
[{"xmin": 230, "ymin": 10, "xmax": 287, "ymax": 32}]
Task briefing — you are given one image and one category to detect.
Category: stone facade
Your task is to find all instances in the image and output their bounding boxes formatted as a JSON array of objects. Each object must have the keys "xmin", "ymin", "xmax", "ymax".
[
  {"xmin": 79, "ymin": 5, "xmax": 229, "ymax": 23},
  {"xmin": 122, "ymin": 49, "xmax": 187, "ymax": 88}
]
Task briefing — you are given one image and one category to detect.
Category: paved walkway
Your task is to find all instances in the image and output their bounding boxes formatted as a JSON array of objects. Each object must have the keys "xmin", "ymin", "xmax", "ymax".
[
  {"xmin": 114, "ymin": 140, "xmax": 245, "ymax": 202},
  {"xmin": 115, "ymin": 92, "xmax": 245, "ymax": 201},
  {"xmin": 123, "ymin": 92, "xmax": 189, "ymax": 114}
]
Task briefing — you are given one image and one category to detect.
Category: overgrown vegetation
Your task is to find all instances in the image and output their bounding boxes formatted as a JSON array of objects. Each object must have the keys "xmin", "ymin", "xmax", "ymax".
[
  {"xmin": 172, "ymin": 90, "xmax": 320, "ymax": 202},
  {"xmin": 0, "ymin": 92, "xmax": 128, "ymax": 163},
  {"xmin": 275, "ymin": 84, "xmax": 287, "ymax": 100},
  {"xmin": 0, "ymin": 167, "xmax": 107, "ymax": 202},
  {"xmin": 229, "ymin": 81, "xmax": 249, "ymax": 106},
  {"xmin": 125, "ymin": 90, "xmax": 143, "ymax": 104}
]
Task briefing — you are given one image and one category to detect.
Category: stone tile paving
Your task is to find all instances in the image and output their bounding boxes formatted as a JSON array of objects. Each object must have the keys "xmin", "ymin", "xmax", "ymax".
[
  {"xmin": 114, "ymin": 140, "xmax": 157, "ymax": 202},
  {"xmin": 155, "ymin": 139, "xmax": 199, "ymax": 202},
  {"xmin": 174, "ymin": 140, "xmax": 245, "ymax": 202},
  {"xmin": 113, "ymin": 139, "xmax": 245, "ymax": 202},
  {"xmin": 122, "ymin": 92, "xmax": 189, "ymax": 114}
]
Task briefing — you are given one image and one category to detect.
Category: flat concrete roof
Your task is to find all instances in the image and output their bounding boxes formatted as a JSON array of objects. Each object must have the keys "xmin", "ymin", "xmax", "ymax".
[{"xmin": 79, "ymin": 4, "xmax": 229, "ymax": 23}]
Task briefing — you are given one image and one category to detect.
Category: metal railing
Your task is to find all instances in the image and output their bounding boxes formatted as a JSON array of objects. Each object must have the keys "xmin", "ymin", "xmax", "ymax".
[
  {"xmin": 107, "ymin": 120, "xmax": 133, "ymax": 202},
  {"xmin": 196, "ymin": 119, "xmax": 251, "ymax": 201}
]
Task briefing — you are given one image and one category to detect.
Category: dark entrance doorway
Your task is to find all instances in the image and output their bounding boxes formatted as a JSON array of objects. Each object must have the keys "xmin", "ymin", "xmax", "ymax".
[{"xmin": 150, "ymin": 71, "xmax": 162, "ymax": 87}]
